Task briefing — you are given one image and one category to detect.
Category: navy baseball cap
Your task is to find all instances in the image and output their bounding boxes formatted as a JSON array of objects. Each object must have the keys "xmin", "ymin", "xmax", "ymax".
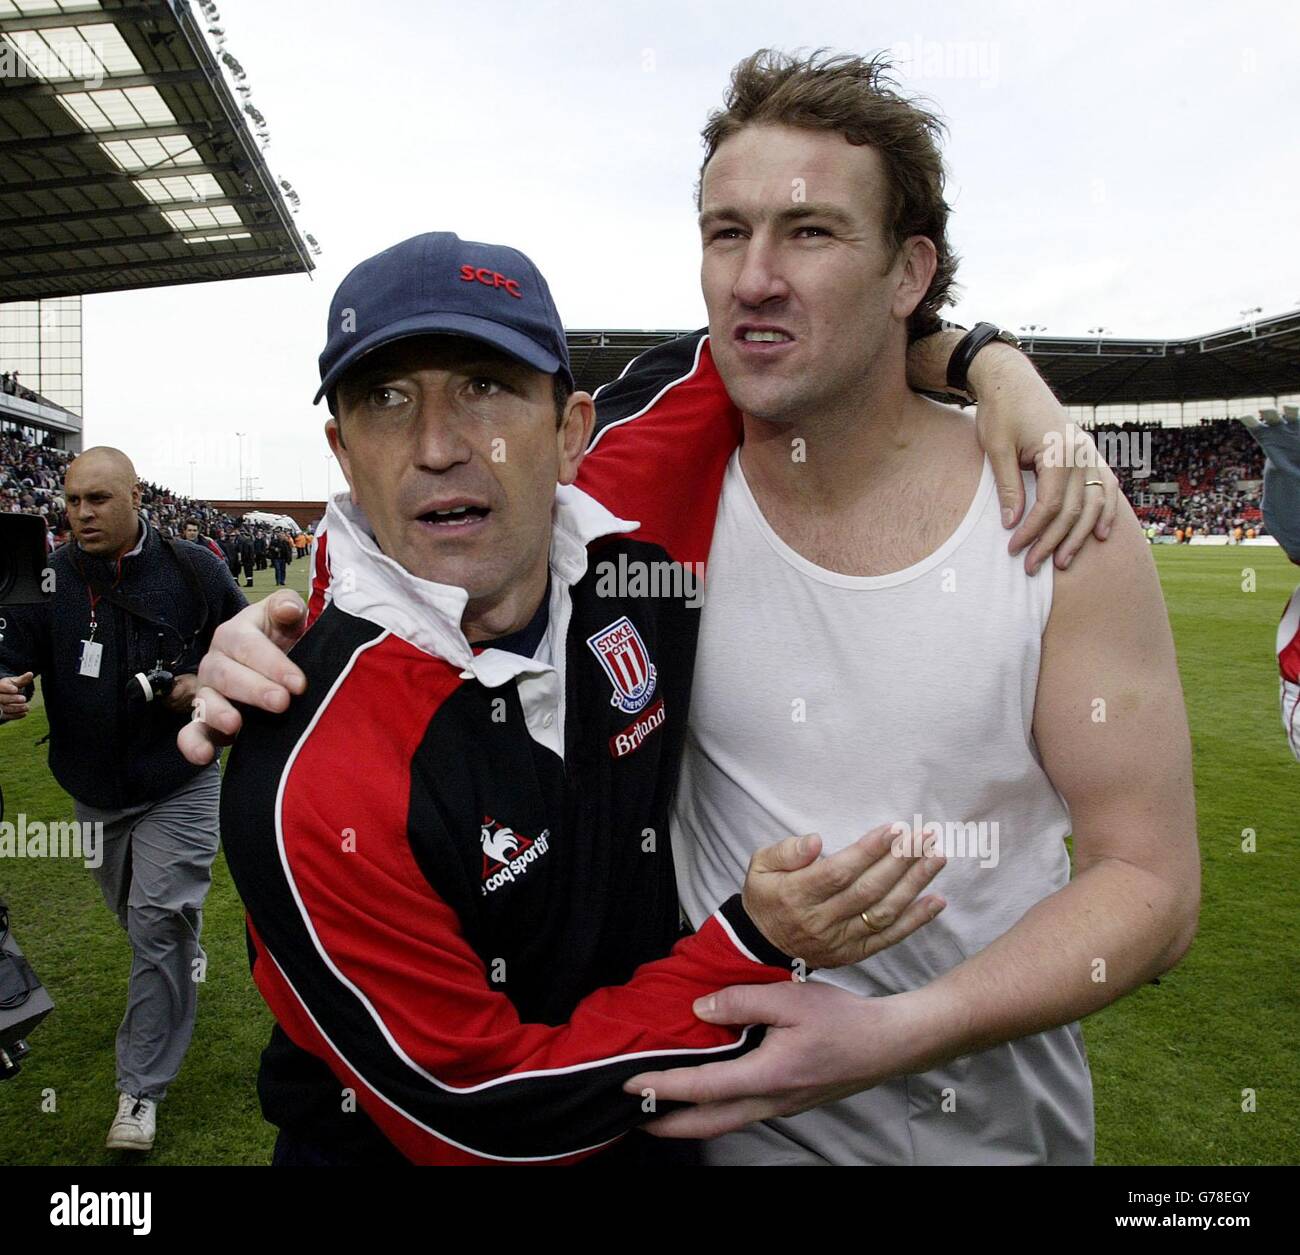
[{"xmin": 314, "ymin": 231, "xmax": 574, "ymax": 406}]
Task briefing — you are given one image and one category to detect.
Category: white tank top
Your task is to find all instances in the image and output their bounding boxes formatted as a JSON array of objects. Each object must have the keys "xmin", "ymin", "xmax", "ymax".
[{"xmin": 672, "ymin": 450, "xmax": 1094, "ymax": 1164}]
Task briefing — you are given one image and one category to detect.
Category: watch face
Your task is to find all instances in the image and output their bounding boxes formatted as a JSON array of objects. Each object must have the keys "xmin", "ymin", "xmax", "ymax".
[{"xmin": 994, "ymin": 329, "xmax": 1022, "ymax": 350}]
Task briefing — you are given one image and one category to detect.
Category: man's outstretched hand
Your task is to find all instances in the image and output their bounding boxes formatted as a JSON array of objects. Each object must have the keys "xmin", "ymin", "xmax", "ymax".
[
  {"xmin": 624, "ymin": 980, "xmax": 943, "ymax": 1140},
  {"xmin": 177, "ymin": 590, "xmax": 310, "ymax": 765}
]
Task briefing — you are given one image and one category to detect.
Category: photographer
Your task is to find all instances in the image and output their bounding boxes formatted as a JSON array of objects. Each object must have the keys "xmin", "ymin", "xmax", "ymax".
[{"xmin": 0, "ymin": 446, "xmax": 245, "ymax": 1152}]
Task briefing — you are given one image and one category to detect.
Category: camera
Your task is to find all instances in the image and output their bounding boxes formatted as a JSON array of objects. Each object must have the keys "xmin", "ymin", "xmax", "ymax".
[
  {"xmin": 125, "ymin": 666, "xmax": 175, "ymax": 706},
  {"xmin": 0, "ymin": 517, "xmax": 55, "ymax": 1076},
  {"xmin": 0, "ymin": 513, "xmax": 49, "ymax": 607},
  {"xmin": 0, "ymin": 790, "xmax": 54, "ymax": 1080},
  {"xmin": 0, "ymin": 897, "xmax": 54, "ymax": 1080}
]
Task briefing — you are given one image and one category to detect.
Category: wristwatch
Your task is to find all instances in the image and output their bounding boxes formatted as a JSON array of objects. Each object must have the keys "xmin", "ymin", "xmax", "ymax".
[{"xmin": 945, "ymin": 322, "xmax": 1022, "ymax": 397}]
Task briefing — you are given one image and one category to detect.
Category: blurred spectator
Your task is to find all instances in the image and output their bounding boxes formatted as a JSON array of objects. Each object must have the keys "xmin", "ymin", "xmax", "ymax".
[
  {"xmin": 236, "ymin": 529, "xmax": 254, "ymax": 588},
  {"xmin": 269, "ymin": 529, "xmax": 292, "ymax": 587},
  {"xmin": 183, "ymin": 518, "xmax": 226, "ymax": 563}
]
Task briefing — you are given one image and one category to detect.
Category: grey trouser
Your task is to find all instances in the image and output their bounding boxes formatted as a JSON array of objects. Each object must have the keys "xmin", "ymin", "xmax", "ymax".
[{"xmin": 74, "ymin": 762, "xmax": 221, "ymax": 1101}]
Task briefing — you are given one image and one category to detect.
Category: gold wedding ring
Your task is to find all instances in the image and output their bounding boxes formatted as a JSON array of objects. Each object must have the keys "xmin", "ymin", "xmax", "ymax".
[
  {"xmin": 861, "ymin": 911, "xmax": 883, "ymax": 934},
  {"xmin": 1085, "ymin": 479, "xmax": 1105, "ymax": 486}
]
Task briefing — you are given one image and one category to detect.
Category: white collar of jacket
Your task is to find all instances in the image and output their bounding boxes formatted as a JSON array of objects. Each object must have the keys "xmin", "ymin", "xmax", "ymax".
[
  {"xmin": 123, "ymin": 518, "xmax": 147, "ymax": 558},
  {"xmin": 322, "ymin": 486, "xmax": 638, "ymax": 683}
]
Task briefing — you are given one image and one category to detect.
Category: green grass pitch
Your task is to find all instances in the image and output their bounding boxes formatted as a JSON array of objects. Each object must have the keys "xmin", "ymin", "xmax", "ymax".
[{"xmin": 0, "ymin": 546, "xmax": 1295, "ymax": 1165}]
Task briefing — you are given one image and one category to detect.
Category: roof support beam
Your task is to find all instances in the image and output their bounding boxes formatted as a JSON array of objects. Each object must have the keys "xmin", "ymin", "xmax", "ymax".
[
  {"xmin": 0, "ymin": 163, "xmax": 244, "ymax": 196},
  {"xmin": 3, "ymin": 260, "xmax": 304, "ymax": 301},
  {"xmin": 0, "ymin": 246, "xmax": 292, "ymax": 288},
  {"xmin": 0, "ymin": 4, "xmax": 173, "ymax": 34},
  {"xmin": 0, "ymin": 223, "xmax": 257, "ymax": 261},
  {"xmin": 0, "ymin": 121, "xmax": 218, "ymax": 154},
  {"xmin": 0, "ymin": 195, "xmax": 261, "ymax": 231},
  {"xmin": 0, "ymin": 69, "xmax": 208, "ymax": 99}
]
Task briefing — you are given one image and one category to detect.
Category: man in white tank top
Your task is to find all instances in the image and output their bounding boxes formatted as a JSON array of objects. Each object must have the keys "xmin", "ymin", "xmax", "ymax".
[{"xmin": 626, "ymin": 52, "xmax": 1200, "ymax": 1164}]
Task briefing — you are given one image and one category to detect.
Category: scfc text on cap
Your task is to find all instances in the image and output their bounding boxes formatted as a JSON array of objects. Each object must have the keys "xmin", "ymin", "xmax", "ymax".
[{"xmin": 314, "ymin": 232, "xmax": 574, "ymax": 405}]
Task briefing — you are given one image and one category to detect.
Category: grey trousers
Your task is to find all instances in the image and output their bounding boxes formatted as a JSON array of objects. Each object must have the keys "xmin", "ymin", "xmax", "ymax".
[{"xmin": 74, "ymin": 762, "xmax": 221, "ymax": 1101}]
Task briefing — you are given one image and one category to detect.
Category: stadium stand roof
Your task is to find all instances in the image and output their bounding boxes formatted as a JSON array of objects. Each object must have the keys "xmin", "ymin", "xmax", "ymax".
[
  {"xmin": 0, "ymin": 0, "xmax": 314, "ymax": 300},
  {"xmin": 566, "ymin": 309, "xmax": 1300, "ymax": 405}
]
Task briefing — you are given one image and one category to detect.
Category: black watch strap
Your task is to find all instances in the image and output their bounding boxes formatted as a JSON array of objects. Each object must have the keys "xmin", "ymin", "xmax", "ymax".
[{"xmin": 946, "ymin": 322, "xmax": 1018, "ymax": 396}]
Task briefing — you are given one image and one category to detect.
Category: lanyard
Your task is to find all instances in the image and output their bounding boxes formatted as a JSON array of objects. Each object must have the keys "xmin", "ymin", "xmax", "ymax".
[
  {"xmin": 75, "ymin": 532, "xmax": 209, "ymax": 666},
  {"xmin": 83, "ymin": 552, "xmax": 125, "ymax": 642}
]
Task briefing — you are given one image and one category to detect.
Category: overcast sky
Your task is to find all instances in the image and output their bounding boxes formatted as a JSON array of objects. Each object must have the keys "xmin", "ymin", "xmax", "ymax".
[{"xmin": 81, "ymin": 0, "xmax": 1300, "ymax": 501}]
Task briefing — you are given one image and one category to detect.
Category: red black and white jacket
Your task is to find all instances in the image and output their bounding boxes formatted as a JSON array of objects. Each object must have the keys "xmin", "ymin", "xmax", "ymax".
[{"xmin": 220, "ymin": 335, "xmax": 797, "ymax": 1165}]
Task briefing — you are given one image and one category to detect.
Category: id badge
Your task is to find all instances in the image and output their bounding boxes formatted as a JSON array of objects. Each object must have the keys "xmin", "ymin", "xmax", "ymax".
[{"xmin": 79, "ymin": 639, "xmax": 103, "ymax": 679}]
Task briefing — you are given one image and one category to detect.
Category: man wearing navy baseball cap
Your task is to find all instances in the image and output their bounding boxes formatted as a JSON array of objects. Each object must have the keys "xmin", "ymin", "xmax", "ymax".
[
  {"xmin": 315, "ymin": 232, "xmax": 574, "ymax": 405},
  {"xmin": 208, "ymin": 231, "xmax": 946, "ymax": 1166},
  {"xmin": 309, "ymin": 232, "xmax": 580, "ymax": 613}
]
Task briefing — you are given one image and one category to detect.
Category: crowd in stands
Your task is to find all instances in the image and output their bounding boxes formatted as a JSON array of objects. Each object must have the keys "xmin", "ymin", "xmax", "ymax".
[
  {"xmin": 1082, "ymin": 418, "xmax": 1266, "ymax": 540},
  {"xmin": 1, "ymin": 429, "xmax": 316, "ymax": 580},
  {"xmin": 0, "ymin": 418, "xmax": 1274, "ymax": 552},
  {"xmin": 1, "ymin": 430, "xmax": 68, "ymax": 522}
]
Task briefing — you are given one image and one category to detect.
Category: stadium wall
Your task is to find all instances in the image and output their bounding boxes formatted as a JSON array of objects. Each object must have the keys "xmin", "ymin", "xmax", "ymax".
[{"xmin": 206, "ymin": 499, "xmax": 325, "ymax": 529}]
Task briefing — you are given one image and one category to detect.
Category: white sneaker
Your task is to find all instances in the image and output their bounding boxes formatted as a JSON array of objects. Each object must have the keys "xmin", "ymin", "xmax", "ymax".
[{"xmin": 106, "ymin": 1093, "xmax": 156, "ymax": 1151}]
